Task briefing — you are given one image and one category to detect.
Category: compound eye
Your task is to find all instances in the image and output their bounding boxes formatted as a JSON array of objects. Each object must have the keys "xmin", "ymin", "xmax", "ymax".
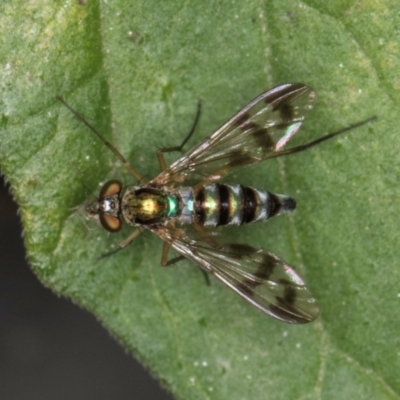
[
  {"xmin": 100, "ymin": 213, "xmax": 122, "ymax": 233},
  {"xmin": 100, "ymin": 180, "xmax": 122, "ymax": 199}
]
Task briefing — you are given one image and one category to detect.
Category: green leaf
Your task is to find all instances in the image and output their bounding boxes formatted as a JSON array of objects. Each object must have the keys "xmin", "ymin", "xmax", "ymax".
[{"xmin": 1, "ymin": 1, "xmax": 399, "ymax": 399}]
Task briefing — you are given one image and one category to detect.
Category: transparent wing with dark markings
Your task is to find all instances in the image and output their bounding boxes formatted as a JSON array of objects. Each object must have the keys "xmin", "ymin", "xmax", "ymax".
[
  {"xmin": 152, "ymin": 83, "xmax": 316, "ymax": 186},
  {"xmin": 152, "ymin": 225, "xmax": 319, "ymax": 324}
]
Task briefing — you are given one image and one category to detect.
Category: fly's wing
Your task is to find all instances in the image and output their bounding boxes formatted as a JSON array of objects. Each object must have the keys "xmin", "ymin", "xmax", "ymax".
[
  {"xmin": 152, "ymin": 83, "xmax": 316, "ymax": 186},
  {"xmin": 152, "ymin": 225, "xmax": 319, "ymax": 324}
]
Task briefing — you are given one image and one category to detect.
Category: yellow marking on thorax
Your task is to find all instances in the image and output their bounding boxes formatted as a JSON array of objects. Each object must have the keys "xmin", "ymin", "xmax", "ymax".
[{"xmin": 141, "ymin": 199, "xmax": 159, "ymax": 214}]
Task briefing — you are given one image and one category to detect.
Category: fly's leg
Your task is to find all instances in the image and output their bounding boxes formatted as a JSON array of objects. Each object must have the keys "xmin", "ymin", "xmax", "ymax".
[
  {"xmin": 157, "ymin": 100, "xmax": 202, "ymax": 171},
  {"xmin": 160, "ymin": 231, "xmax": 211, "ymax": 286},
  {"xmin": 57, "ymin": 96, "xmax": 145, "ymax": 182},
  {"xmin": 160, "ymin": 242, "xmax": 186, "ymax": 266},
  {"xmin": 118, "ymin": 229, "xmax": 142, "ymax": 249},
  {"xmin": 160, "ymin": 225, "xmax": 219, "ymax": 265},
  {"xmin": 192, "ymin": 224, "xmax": 219, "ymax": 249},
  {"xmin": 97, "ymin": 229, "xmax": 142, "ymax": 259}
]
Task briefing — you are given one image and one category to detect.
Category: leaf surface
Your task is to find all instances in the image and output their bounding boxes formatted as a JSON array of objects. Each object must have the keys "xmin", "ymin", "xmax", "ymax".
[{"xmin": 1, "ymin": 1, "xmax": 399, "ymax": 399}]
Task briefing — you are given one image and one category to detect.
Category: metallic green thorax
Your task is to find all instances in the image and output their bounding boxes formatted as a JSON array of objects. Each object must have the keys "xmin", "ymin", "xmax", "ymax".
[{"xmin": 121, "ymin": 187, "xmax": 179, "ymax": 226}]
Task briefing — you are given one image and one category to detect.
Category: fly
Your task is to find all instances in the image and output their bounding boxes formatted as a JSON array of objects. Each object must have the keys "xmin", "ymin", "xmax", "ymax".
[{"xmin": 57, "ymin": 83, "xmax": 376, "ymax": 324}]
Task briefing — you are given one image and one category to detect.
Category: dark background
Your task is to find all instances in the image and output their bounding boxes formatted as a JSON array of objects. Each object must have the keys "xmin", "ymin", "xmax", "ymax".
[{"xmin": 0, "ymin": 175, "xmax": 174, "ymax": 400}]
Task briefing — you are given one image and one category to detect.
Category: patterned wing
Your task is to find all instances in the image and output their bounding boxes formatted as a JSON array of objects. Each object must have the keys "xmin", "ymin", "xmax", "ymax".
[
  {"xmin": 152, "ymin": 225, "xmax": 319, "ymax": 324},
  {"xmin": 152, "ymin": 83, "xmax": 316, "ymax": 186}
]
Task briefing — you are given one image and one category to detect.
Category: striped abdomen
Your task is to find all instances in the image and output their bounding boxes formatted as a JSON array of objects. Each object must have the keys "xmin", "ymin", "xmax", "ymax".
[{"xmin": 187, "ymin": 184, "xmax": 296, "ymax": 227}]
